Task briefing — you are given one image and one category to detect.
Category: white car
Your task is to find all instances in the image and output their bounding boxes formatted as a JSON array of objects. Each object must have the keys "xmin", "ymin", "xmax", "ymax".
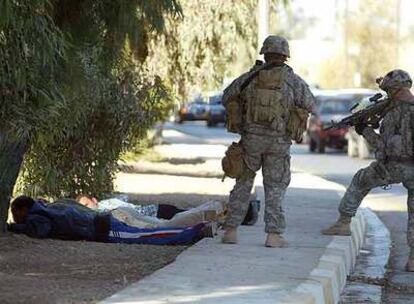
[{"xmin": 346, "ymin": 126, "xmax": 372, "ymax": 159}]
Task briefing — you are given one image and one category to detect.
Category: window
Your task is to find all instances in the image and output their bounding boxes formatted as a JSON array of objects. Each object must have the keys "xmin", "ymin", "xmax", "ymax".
[
  {"xmin": 319, "ymin": 98, "xmax": 352, "ymax": 114},
  {"xmin": 209, "ymin": 95, "xmax": 222, "ymax": 105}
]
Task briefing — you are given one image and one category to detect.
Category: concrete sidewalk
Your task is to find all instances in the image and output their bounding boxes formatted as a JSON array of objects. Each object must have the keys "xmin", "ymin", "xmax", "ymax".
[{"xmin": 103, "ymin": 172, "xmax": 367, "ymax": 304}]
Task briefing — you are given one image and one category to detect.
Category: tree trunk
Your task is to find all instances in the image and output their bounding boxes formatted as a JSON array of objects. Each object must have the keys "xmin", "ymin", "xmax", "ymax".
[{"xmin": 0, "ymin": 133, "xmax": 28, "ymax": 233}]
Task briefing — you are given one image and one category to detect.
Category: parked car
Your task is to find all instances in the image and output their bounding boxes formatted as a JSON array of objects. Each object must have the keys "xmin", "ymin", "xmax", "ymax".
[
  {"xmin": 206, "ymin": 93, "xmax": 225, "ymax": 127},
  {"xmin": 307, "ymin": 89, "xmax": 377, "ymax": 153},
  {"xmin": 175, "ymin": 98, "xmax": 209, "ymax": 123},
  {"xmin": 347, "ymin": 125, "xmax": 372, "ymax": 159}
]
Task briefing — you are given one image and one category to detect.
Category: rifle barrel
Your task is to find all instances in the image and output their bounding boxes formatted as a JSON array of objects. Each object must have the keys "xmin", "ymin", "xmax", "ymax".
[{"xmin": 323, "ymin": 125, "xmax": 335, "ymax": 131}]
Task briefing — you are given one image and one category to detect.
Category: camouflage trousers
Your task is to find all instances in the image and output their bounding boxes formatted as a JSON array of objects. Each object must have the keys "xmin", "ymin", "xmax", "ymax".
[
  {"xmin": 224, "ymin": 133, "xmax": 291, "ymax": 234},
  {"xmin": 339, "ymin": 160, "xmax": 414, "ymax": 247}
]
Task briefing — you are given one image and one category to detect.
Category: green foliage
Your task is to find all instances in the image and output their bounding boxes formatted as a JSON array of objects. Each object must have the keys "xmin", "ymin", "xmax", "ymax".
[
  {"xmin": 20, "ymin": 44, "xmax": 173, "ymax": 198},
  {"xmin": 0, "ymin": 0, "xmax": 66, "ymax": 139},
  {"xmin": 147, "ymin": 0, "xmax": 258, "ymax": 99},
  {"xmin": 0, "ymin": 0, "xmax": 67, "ymax": 230},
  {"xmin": 52, "ymin": 0, "xmax": 182, "ymax": 64},
  {"xmin": 30, "ymin": 76, "xmax": 170, "ymax": 197},
  {"xmin": 0, "ymin": 0, "xmax": 177, "ymax": 200},
  {"xmin": 2, "ymin": 0, "xmax": 286, "ymax": 202}
]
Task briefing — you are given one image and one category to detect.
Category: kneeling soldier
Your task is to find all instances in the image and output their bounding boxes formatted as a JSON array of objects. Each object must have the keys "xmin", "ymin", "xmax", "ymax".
[{"xmin": 322, "ymin": 69, "xmax": 414, "ymax": 271}]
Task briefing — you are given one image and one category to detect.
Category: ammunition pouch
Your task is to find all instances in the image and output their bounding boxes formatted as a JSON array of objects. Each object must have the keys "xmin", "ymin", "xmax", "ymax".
[
  {"xmin": 225, "ymin": 95, "xmax": 243, "ymax": 134},
  {"xmin": 287, "ymin": 107, "xmax": 309, "ymax": 143},
  {"xmin": 222, "ymin": 142, "xmax": 246, "ymax": 179}
]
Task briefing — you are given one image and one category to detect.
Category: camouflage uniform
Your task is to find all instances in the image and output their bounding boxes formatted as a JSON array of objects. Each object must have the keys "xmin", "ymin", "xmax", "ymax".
[
  {"xmin": 223, "ymin": 36, "xmax": 315, "ymax": 234},
  {"xmin": 338, "ymin": 70, "xmax": 414, "ymax": 246}
]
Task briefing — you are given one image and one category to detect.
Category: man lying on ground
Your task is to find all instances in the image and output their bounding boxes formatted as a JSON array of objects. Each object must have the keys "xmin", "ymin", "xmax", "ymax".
[
  {"xmin": 8, "ymin": 196, "xmax": 207, "ymax": 245},
  {"xmin": 77, "ymin": 195, "xmax": 226, "ymax": 229},
  {"xmin": 77, "ymin": 195, "xmax": 260, "ymax": 228}
]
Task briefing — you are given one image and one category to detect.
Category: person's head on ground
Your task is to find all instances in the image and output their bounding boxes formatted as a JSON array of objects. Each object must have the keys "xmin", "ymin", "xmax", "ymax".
[
  {"xmin": 11, "ymin": 195, "xmax": 35, "ymax": 224},
  {"xmin": 377, "ymin": 69, "xmax": 413, "ymax": 101},
  {"xmin": 260, "ymin": 35, "xmax": 289, "ymax": 64},
  {"xmin": 76, "ymin": 195, "xmax": 99, "ymax": 209}
]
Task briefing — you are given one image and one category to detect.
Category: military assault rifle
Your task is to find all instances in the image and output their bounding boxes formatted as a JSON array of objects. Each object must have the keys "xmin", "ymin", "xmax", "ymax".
[{"xmin": 324, "ymin": 93, "xmax": 389, "ymax": 131}]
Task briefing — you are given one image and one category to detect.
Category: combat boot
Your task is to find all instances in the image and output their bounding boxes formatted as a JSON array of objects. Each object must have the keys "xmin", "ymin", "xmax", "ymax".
[
  {"xmin": 321, "ymin": 215, "xmax": 352, "ymax": 236},
  {"xmin": 221, "ymin": 227, "xmax": 237, "ymax": 244},
  {"xmin": 265, "ymin": 233, "xmax": 288, "ymax": 248},
  {"xmin": 405, "ymin": 248, "xmax": 414, "ymax": 272}
]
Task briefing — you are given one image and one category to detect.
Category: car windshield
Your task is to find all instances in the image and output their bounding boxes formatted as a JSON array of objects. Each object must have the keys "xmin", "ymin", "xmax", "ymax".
[
  {"xmin": 317, "ymin": 93, "xmax": 374, "ymax": 115},
  {"xmin": 209, "ymin": 95, "xmax": 222, "ymax": 104},
  {"xmin": 319, "ymin": 98, "xmax": 352, "ymax": 114},
  {"xmin": 192, "ymin": 95, "xmax": 206, "ymax": 104}
]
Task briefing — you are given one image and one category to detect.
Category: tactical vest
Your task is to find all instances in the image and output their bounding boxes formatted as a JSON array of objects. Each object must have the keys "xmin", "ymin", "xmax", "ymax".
[
  {"xmin": 381, "ymin": 102, "xmax": 414, "ymax": 160},
  {"xmin": 242, "ymin": 67, "xmax": 291, "ymax": 133}
]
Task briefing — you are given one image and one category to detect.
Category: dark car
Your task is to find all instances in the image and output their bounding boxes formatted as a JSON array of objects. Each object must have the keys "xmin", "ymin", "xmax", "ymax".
[
  {"xmin": 176, "ymin": 99, "xmax": 209, "ymax": 123},
  {"xmin": 307, "ymin": 89, "xmax": 376, "ymax": 153},
  {"xmin": 206, "ymin": 94, "xmax": 225, "ymax": 127}
]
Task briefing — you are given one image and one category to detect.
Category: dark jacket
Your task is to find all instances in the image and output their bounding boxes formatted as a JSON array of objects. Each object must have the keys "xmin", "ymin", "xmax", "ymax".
[{"xmin": 9, "ymin": 200, "xmax": 110, "ymax": 241}]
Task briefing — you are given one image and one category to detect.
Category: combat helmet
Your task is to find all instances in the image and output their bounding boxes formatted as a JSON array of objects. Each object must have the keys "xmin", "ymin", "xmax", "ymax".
[
  {"xmin": 377, "ymin": 69, "xmax": 412, "ymax": 91},
  {"xmin": 259, "ymin": 35, "xmax": 290, "ymax": 57}
]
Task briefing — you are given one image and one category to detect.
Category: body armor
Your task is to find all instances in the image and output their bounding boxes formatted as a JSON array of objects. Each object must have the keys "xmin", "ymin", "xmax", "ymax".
[{"xmin": 242, "ymin": 67, "xmax": 291, "ymax": 134}]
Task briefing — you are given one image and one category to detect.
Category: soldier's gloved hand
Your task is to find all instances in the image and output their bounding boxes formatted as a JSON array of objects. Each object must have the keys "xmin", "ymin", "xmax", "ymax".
[
  {"xmin": 355, "ymin": 122, "xmax": 367, "ymax": 135},
  {"xmin": 370, "ymin": 121, "xmax": 380, "ymax": 129}
]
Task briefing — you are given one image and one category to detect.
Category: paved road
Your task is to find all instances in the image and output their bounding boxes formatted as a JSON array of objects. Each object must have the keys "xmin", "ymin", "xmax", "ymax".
[
  {"xmin": 164, "ymin": 121, "xmax": 414, "ymax": 303},
  {"xmin": 164, "ymin": 121, "xmax": 240, "ymax": 145}
]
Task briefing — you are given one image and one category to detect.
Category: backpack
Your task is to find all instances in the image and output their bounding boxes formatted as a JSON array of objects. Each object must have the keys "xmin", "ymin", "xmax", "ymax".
[{"xmin": 223, "ymin": 61, "xmax": 309, "ymax": 141}]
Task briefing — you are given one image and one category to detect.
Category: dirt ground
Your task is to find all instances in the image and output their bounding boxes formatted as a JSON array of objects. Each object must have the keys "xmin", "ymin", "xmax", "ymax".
[
  {"xmin": 0, "ymin": 233, "xmax": 185, "ymax": 304},
  {"xmin": 0, "ymin": 192, "xmax": 228, "ymax": 304},
  {"xmin": 0, "ymin": 142, "xmax": 230, "ymax": 303}
]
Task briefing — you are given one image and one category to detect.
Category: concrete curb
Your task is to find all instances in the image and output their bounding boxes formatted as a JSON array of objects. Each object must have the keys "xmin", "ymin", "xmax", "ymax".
[
  {"xmin": 102, "ymin": 173, "xmax": 388, "ymax": 304},
  {"xmin": 252, "ymin": 181, "xmax": 369, "ymax": 304},
  {"xmin": 292, "ymin": 211, "xmax": 366, "ymax": 304},
  {"xmin": 289, "ymin": 198, "xmax": 391, "ymax": 303},
  {"xmin": 250, "ymin": 180, "xmax": 371, "ymax": 304}
]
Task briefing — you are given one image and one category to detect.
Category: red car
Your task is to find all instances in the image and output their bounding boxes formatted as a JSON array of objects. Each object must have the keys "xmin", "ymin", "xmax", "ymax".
[{"xmin": 307, "ymin": 89, "xmax": 376, "ymax": 153}]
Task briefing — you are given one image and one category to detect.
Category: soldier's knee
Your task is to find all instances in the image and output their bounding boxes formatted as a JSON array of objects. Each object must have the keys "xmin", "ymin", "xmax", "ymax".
[
  {"xmin": 353, "ymin": 168, "xmax": 365, "ymax": 181},
  {"xmin": 351, "ymin": 167, "xmax": 378, "ymax": 189},
  {"xmin": 263, "ymin": 169, "xmax": 290, "ymax": 187}
]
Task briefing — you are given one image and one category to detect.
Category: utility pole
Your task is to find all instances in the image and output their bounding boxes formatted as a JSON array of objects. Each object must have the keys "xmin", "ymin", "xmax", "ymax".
[
  {"xmin": 344, "ymin": 0, "xmax": 349, "ymax": 86},
  {"xmin": 395, "ymin": 0, "xmax": 401, "ymax": 66},
  {"xmin": 258, "ymin": 0, "xmax": 269, "ymax": 55}
]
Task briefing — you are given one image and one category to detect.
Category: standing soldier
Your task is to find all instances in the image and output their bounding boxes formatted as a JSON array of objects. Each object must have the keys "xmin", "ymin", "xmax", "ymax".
[
  {"xmin": 221, "ymin": 35, "xmax": 315, "ymax": 247},
  {"xmin": 322, "ymin": 69, "xmax": 414, "ymax": 271}
]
